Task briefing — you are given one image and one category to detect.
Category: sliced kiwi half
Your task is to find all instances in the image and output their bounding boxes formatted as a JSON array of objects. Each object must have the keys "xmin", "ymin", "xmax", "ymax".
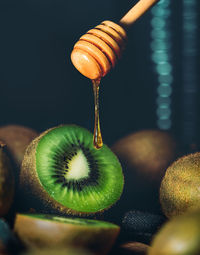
[
  {"xmin": 14, "ymin": 213, "xmax": 120, "ymax": 255},
  {"xmin": 20, "ymin": 125, "xmax": 124, "ymax": 215}
]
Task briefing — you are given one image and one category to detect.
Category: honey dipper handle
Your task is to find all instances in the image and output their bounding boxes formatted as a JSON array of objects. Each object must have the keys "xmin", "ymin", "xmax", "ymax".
[{"xmin": 119, "ymin": 0, "xmax": 159, "ymax": 28}]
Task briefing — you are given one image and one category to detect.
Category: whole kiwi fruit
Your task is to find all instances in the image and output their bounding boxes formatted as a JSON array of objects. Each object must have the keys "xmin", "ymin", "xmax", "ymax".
[
  {"xmin": 108, "ymin": 130, "xmax": 179, "ymax": 218},
  {"xmin": 19, "ymin": 125, "xmax": 124, "ymax": 215},
  {"xmin": 14, "ymin": 213, "xmax": 120, "ymax": 255},
  {"xmin": 0, "ymin": 141, "xmax": 15, "ymax": 216},
  {"xmin": 149, "ymin": 210, "xmax": 200, "ymax": 255},
  {"xmin": 112, "ymin": 130, "xmax": 179, "ymax": 182},
  {"xmin": 160, "ymin": 152, "xmax": 200, "ymax": 218},
  {"xmin": 0, "ymin": 125, "xmax": 38, "ymax": 167}
]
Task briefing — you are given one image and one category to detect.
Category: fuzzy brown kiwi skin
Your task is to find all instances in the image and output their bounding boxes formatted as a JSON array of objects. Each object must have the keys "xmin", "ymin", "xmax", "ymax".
[
  {"xmin": 160, "ymin": 152, "xmax": 200, "ymax": 218},
  {"xmin": 0, "ymin": 125, "xmax": 38, "ymax": 168},
  {"xmin": 19, "ymin": 126, "xmax": 77, "ymax": 215},
  {"xmin": 112, "ymin": 130, "xmax": 179, "ymax": 183},
  {"xmin": 19, "ymin": 125, "xmax": 116, "ymax": 216},
  {"xmin": 0, "ymin": 141, "xmax": 15, "ymax": 216},
  {"xmin": 14, "ymin": 214, "xmax": 120, "ymax": 255},
  {"xmin": 119, "ymin": 242, "xmax": 150, "ymax": 255}
]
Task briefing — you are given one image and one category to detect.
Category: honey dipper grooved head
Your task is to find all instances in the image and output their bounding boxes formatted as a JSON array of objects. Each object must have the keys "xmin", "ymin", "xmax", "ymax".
[{"xmin": 71, "ymin": 20, "xmax": 127, "ymax": 80}]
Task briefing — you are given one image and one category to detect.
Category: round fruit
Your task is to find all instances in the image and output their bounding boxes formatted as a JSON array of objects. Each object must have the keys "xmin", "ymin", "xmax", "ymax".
[
  {"xmin": 160, "ymin": 152, "xmax": 200, "ymax": 218},
  {"xmin": 112, "ymin": 130, "xmax": 179, "ymax": 182},
  {"xmin": 120, "ymin": 242, "xmax": 149, "ymax": 255},
  {"xmin": 20, "ymin": 125, "xmax": 124, "ymax": 215},
  {"xmin": 22, "ymin": 248, "xmax": 92, "ymax": 255},
  {"xmin": 14, "ymin": 213, "xmax": 120, "ymax": 255},
  {"xmin": 0, "ymin": 125, "xmax": 38, "ymax": 167},
  {"xmin": 0, "ymin": 141, "xmax": 15, "ymax": 216},
  {"xmin": 108, "ymin": 130, "xmax": 178, "ymax": 218},
  {"xmin": 149, "ymin": 210, "xmax": 200, "ymax": 255}
]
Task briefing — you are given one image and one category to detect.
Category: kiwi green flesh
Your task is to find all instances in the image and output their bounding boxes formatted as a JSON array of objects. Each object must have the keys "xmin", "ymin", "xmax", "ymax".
[
  {"xmin": 20, "ymin": 213, "xmax": 119, "ymax": 228},
  {"xmin": 36, "ymin": 125, "xmax": 124, "ymax": 213}
]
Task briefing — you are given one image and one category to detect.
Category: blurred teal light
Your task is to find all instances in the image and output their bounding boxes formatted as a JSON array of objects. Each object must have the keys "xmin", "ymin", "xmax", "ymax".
[
  {"xmin": 150, "ymin": 0, "xmax": 172, "ymax": 130},
  {"xmin": 157, "ymin": 119, "xmax": 171, "ymax": 130}
]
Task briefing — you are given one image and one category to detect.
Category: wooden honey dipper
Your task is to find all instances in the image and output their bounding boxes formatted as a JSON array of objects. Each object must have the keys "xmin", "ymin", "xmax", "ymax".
[{"xmin": 71, "ymin": 0, "xmax": 159, "ymax": 80}]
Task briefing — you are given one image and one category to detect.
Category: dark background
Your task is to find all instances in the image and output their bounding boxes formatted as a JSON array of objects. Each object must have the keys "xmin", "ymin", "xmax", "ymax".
[{"xmin": 0, "ymin": 0, "xmax": 199, "ymax": 147}]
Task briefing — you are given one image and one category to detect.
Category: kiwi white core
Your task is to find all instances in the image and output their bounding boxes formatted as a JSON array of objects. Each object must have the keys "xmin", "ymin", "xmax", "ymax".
[{"xmin": 65, "ymin": 150, "xmax": 90, "ymax": 180}]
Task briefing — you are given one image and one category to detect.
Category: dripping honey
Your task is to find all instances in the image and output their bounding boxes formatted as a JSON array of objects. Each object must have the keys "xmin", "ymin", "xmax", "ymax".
[{"xmin": 92, "ymin": 79, "xmax": 103, "ymax": 149}]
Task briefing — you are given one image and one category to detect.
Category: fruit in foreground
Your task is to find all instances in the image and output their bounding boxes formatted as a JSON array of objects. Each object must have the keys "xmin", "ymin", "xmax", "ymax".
[
  {"xmin": 112, "ymin": 129, "xmax": 179, "ymax": 182},
  {"xmin": 14, "ymin": 213, "xmax": 120, "ymax": 255},
  {"xmin": 0, "ymin": 141, "xmax": 15, "ymax": 216},
  {"xmin": 20, "ymin": 125, "xmax": 124, "ymax": 215},
  {"xmin": 0, "ymin": 125, "xmax": 38, "ymax": 167},
  {"xmin": 149, "ymin": 210, "xmax": 200, "ymax": 255},
  {"xmin": 160, "ymin": 152, "xmax": 200, "ymax": 218},
  {"xmin": 22, "ymin": 248, "xmax": 92, "ymax": 255},
  {"xmin": 120, "ymin": 242, "xmax": 149, "ymax": 255}
]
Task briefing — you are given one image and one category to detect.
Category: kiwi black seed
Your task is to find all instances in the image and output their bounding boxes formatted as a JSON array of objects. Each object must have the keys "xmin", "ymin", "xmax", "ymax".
[
  {"xmin": 0, "ymin": 141, "xmax": 15, "ymax": 216},
  {"xmin": 0, "ymin": 125, "xmax": 38, "ymax": 168},
  {"xmin": 20, "ymin": 125, "xmax": 124, "ymax": 215},
  {"xmin": 14, "ymin": 213, "xmax": 120, "ymax": 255}
]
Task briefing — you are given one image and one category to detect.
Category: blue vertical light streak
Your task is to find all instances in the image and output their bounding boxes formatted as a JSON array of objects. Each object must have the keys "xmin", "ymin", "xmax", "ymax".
[{"xmin": 150, "ymin": 0, "xmax": 172, "ymax": 130}]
